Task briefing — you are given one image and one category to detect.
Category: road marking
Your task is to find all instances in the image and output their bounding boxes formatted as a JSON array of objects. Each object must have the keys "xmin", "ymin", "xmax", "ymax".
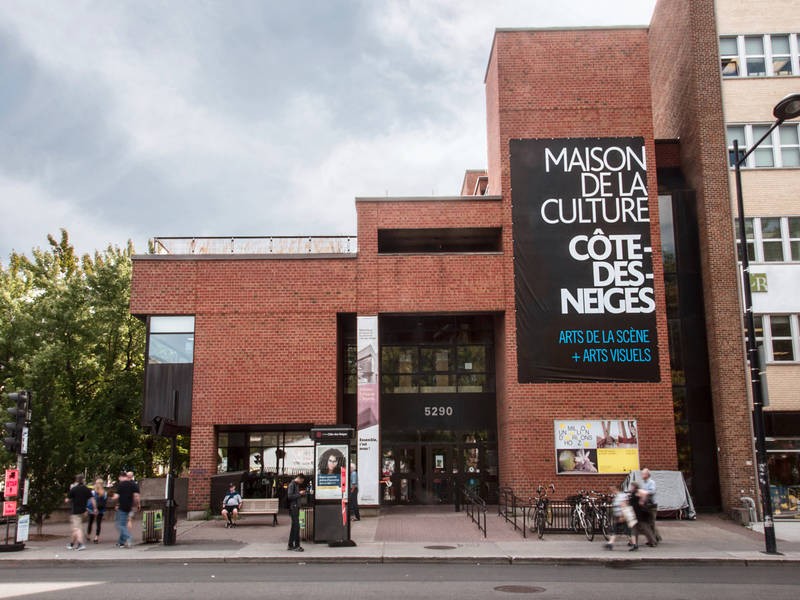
[{"xmin": 0, "ymin": 582, "xmax": 102, "ymax": 598}]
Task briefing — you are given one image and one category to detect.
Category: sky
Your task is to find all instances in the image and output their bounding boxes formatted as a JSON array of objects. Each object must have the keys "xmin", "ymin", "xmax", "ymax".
[{"xmin": 0, "ymin": 0, "xmax": 657, "ymax": 260}]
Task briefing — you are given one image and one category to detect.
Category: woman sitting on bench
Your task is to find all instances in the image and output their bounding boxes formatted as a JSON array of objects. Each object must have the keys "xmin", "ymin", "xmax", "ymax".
[{"xmin": 222, "ymin": 483, "xmax": 243, "ymax": 528}]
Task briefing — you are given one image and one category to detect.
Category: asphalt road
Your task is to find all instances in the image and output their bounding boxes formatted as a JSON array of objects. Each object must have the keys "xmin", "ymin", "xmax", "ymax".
[{"xmin": 0, "ymin": 563, "xmax": 797, "ymax": 599}]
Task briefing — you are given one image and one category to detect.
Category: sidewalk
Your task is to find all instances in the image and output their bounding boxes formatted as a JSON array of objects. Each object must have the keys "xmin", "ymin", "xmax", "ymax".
[{"xmin": 2, "ymin": 507, "xmax": 799, "ymax": 566}]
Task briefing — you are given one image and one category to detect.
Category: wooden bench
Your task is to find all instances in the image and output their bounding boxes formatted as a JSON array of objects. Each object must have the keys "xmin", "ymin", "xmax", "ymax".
[{"xmin": 237, "ymin": 498, "xmax": 280, "ymax": 526}]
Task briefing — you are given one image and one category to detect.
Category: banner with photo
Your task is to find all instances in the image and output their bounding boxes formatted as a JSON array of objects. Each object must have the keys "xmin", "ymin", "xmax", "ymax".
[
  {"xmin": 315, "ymin": 444, "xmax": 348, "ymax": 500},
  {"xmin": 356, "ymin": 315, "xmax": 380, "ymax": 505},
  {"xmin": 554, "ymin": 420, "xmax": 639, "ymax": 475},
  {"xmin": 511, "ymin": 137, "xmax": 659, "ymax": 383}
]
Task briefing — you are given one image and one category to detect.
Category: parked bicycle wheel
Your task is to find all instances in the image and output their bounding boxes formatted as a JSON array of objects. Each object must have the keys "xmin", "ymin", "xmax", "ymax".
[
  {"xmin": 536, "ymin": 510, "xmax": 546, "ymax": 539},
  {"xmin": 597, "ymin": 507, "xmax": 611, "ymax": 541},
  {"xmin": 581, "ymin": 504, "xmax": 594, "ymax": 541}
]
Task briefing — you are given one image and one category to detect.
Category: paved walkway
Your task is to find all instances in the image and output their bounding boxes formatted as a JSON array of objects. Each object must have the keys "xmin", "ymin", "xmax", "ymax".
[{"xmin": 2, "ymin": 506, "xmax": 799, "ymax": 565}]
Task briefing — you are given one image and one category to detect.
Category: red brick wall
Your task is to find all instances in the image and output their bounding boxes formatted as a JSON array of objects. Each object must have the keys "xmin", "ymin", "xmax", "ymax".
[
  {"xmin": 649, "ymin": 0, "xmax": 755, "ymax": 512},
  {"xmin": 132, "ymin": 257, "xmax": 358, "ymax": 508},
  {"xmin": 485, "ymin": 28, "xmax": 677, "ymax": 498}
]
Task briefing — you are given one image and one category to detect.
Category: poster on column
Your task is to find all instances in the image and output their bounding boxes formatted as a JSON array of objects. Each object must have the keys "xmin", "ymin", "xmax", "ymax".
[
  {"xmin": 554, "ymin": 420, "xmax": 640, "ymax": 474},
  {"xmin": 315, "ymin": 444, "xmax": 348, "ymax": 500},
  {"xmin": 356, "ymin": 315, "xmax": 380, "ymax": 505},
  {"xmin": 510, "ymin": 137, "xmax": 659, "ymax": 383}
]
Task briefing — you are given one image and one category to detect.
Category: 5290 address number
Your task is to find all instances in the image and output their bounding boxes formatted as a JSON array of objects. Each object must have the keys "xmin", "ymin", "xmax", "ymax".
[{"xmin": 424, "ymin": 406, "xmax": 454, "ymax": 417}]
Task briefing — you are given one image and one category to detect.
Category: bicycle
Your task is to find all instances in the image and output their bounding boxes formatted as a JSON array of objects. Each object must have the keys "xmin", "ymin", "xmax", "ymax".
[
  {"xmin": 570, "ymin": 490, "xmax": 594, "ymax": 541},
  {"xmin": 529, "ymin": 483, "xmax": 555, "ymax": 539},
  {"xmin": 590, "ymin": 491, "xmax": 613, "ymax": 541}
]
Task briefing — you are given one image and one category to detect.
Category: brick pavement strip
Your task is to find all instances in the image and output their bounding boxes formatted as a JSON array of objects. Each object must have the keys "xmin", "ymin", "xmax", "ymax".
[{"xmin": 0, "ymin": 511, "xmax": 798, "ymax": 565}]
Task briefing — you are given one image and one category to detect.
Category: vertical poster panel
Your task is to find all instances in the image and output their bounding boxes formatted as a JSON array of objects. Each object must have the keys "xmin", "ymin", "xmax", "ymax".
[
  {"xmin": 511, "ymin": 138, "xmax": 660, "ymax": 382},
  {"xmin": 554, "ymin": 420, "xmax": 639, "ymax": 474},
  {"xmin": 356, "ymin": 315, "xmax": 380, "ymax": 505},
  {"xmin": 315, "ymin": 444, "xmax": 348, "ymax": 500}
]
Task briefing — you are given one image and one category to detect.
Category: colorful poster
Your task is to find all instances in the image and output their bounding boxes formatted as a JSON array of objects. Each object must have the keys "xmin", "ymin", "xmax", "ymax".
[
  {"xmin": 511, "ymin": 138, "xmax": 659, "ymax": 382},
  {"xmin": 356, "ymin": 315, "xmax": 380, "ymax": 505},
  {"xmin": 315, "ymin": 444, "xmax": 348, "ymax": 500},
  {"xmin": 554, "ymin": 420, "xmax": 639, "ymax": 474}
]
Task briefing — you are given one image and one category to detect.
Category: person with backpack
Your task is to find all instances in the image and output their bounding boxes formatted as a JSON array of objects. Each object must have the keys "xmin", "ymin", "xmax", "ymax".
[
  {"xmin": 221, "ymin": 483, "xmax": 243, "ymax": 528},
  {"xmin": 86, "ymin": 478, "xmax": 108, "ymax": 544}
]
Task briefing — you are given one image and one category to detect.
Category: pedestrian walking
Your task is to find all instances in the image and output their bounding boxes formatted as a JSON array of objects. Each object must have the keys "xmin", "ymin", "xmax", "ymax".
[
  {"xmin": 86, "ymin": 478, "xmax": 109, "ymax": 544},
  {"xmin": 641, "ymin": 468, "xmax": 662, "ymax": 542},
  {"xmin": 604, "ymin": 483, "xmax": 633, "ymax": 550},
  {"xmin": 112, "ymin": 471, "xmax": 140, "ymax": 548},
  {"xmin": 65, "ymin": 474, "xmax": 92, "ymax": 551},
  {"xmin": 286, "ymin": 473, "xmax": 307, "ymax": 552},
  {"xmin": 349, "ymin": 463, "xmax": 360, "ymax": 521},
  {"xmin": 628, "ymin": 481, "xmax": 657, "ymax": 550}
]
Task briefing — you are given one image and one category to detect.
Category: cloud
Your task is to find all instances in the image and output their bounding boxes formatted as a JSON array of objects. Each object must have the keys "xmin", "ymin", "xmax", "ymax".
[{"xmin": 0, "ymin": 1, "xmax": 657, "ymax": 259}]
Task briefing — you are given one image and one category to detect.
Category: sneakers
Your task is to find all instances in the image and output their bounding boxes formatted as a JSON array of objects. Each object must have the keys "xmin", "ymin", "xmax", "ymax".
[
  {"xmin": 225, "ymin": 522, "xmax": 230, "ymax": 528},
  {"xmin": 629, "ymin": 544, "xmax": 639, "ymax": 552},
  {"xmin": 294, "ymin": 546, "xmax": 304, "ymax": 552},
  {"xmin": 604, "ymin": 543, "xmax": 613, "ymax": 550},
  {"xmin": 76, "ymin": 544, "xmax": 86, "ymax": 551},
  {"xmin": 66, "ymin": 543, "xmax": 74, "ymax": 550}
]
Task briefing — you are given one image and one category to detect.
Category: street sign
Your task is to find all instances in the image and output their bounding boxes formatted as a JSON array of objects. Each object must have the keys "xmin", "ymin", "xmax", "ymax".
[
  {"xmin": 4, "ymin": 469, "xmax": 19, "ymax": 498},
  {"xmin": 16, "ymin": 514, "xmax": 29, "ymax": 542},
  {"xmin": 2, "ymin": 501, "xmax": 16, "ymax": 517},
  {"xmin": 20, "ymin": 427, "xmax": 28, "ymax": 455}
]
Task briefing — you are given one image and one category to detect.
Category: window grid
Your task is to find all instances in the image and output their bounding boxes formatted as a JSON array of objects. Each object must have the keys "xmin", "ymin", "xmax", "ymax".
[
  {"xmin": 754, "ymin": 315, "xmax": 799, "ymax": 363},
  {"xmin": 728, "ymin": 124, "xmax": 800, "ymax": 169},
  {"xmin": 736, "ymin": 217, "xmax": 800, "ymax": 263},
  {"xmin": 720, "ymin": 33, "xmax": 799, "ymax": 77}
]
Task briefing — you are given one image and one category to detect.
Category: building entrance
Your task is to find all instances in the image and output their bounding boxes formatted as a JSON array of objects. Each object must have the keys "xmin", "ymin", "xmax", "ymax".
[{"xmin": 380, "ymin": 433, "xmax": 497, "ymax": 505}]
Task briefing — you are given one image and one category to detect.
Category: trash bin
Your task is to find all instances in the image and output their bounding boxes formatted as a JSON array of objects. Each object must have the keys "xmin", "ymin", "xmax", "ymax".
[
  {"xmin": 142, "ymin": 510, "xmax": 163, "ymax": 543},
  {"xmin": 300, "ymin": 507, "xmax": 314, "ymax": 541}
]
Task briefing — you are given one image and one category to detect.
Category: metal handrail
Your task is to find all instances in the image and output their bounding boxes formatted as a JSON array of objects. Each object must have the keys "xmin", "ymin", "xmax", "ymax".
[
  {"xmin": 498, "ymin": 486, "xmax": 529, "ymax": 538},
  {"xmin": 150, "ymin": 235, "xmax": 357, "ymax": 255},
  {"xmin": 462, "ymin": 487, "xmax": 487, "ymax": 538}
]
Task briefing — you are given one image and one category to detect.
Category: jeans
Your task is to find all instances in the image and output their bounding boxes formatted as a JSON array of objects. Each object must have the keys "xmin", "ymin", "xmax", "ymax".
[
  {"xmin": 116, "ymin": 509, "xmax": 131, "ymax": 545},
  {"xmin": 288, "ymin": 506, "xmax": 301, "ymax": 548}
]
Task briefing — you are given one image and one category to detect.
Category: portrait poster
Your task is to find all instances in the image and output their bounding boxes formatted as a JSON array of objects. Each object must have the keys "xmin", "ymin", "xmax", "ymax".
[
  {"xmin": 315, "ymin": 444, "xmax": 348, "ymax": 500},
  {"xmin": 356, "ymin": 315, "xmax": 380, "ymax": 505},
  {"xmin": 554, "ymin": 420, "xmax": 639, "ymax": 475},
  {"xmin": 511, "ymin": 137, "xmax": 659, "ymax": 383}
]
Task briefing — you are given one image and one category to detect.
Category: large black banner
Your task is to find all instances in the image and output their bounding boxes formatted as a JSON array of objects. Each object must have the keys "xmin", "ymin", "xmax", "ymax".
[{"xmin": 511, "ymin": 138, "xmax": 660, "ymax": 383}]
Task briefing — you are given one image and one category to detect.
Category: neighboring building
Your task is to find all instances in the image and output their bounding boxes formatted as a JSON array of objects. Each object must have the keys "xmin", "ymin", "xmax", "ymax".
[
  {"xmin": 716, "ymin": 0, "xmax": 800, "ymax": 519},
  {"xmin": 131, "ymin": 0, "xmax": 797, "ymax": 518}
]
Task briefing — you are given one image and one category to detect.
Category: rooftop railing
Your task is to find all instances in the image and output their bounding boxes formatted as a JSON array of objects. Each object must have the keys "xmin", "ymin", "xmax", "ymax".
[{"xmin": 151, "ymin": 236, "xmax": 357, "ymax": 255}]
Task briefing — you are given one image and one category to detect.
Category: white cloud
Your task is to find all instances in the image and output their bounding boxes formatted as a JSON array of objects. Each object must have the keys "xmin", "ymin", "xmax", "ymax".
[{"xmin": 0, "ymin": 1, "xmax": 657, "ymax": 258}]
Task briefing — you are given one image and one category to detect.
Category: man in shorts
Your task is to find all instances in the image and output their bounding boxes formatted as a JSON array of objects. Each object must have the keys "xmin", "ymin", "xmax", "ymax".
[
  {"xmin": 65, "ymin": 474, "xmax": 93, "ymax": 550},
  {"xmin": 221, "ymin": 483, "xmax": 242, "ymax": 528}
]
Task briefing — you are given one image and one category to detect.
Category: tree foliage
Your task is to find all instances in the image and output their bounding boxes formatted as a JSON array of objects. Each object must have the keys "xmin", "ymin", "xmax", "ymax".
[{"xmin": 0, "ymin": 230, "xmax": 157, "ymax": 527}]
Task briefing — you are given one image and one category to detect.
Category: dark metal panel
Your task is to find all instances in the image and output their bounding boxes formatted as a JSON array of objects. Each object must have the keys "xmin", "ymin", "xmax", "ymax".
[{"xmin": 142, "ymin": 363, "xmax": 193, "ymax": 430}]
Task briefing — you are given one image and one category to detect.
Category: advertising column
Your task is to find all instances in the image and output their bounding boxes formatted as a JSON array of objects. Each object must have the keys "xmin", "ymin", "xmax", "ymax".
[{"xmin": 356, "ymin": 316, "xmax": 380, "ymax": 506}]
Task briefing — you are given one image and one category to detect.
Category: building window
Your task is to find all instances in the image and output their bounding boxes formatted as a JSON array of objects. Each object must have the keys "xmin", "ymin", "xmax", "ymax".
[
  {"xmin": 789, "ymin": 217, "xmax": 800, "ymax": 261},
  {"xmin": 148, "ymin": 316, "xmax": 195, "ymax": 364},
  {"xmin": 720, "ymin": 34, "xmax": 798, "ymax": 77},
  {"xmin": 736, "ymin": 217, "xmax": 800, "ymax": 263},
  {"xmin": 755, "ymin": 315, "xmax": 799, "ymax": 362},
  {"xmin": 719, "ymin": 36, "xmax": 740, "ymax": 76},
  {"xmin": 728, "ymin": 124, "xmax": 800, "ymax": 168},
  {"xmin": 380, "ymin": 315, "xmax": 495, "ymax": 394}
]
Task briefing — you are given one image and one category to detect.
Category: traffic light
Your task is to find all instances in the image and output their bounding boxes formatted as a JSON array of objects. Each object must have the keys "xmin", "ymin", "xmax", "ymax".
[{"xmin": 3, "ymin": 391, "xmax": 29, "ymax": 454}]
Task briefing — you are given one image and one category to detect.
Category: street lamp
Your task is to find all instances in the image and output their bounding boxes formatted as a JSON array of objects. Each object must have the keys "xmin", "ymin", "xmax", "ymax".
[{"xmin": 732, "ymin": 92, "xmax": 800, "ymax": 555}]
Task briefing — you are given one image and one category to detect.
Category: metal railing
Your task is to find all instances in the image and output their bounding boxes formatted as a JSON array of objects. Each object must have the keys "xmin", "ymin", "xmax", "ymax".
[
  {"xmin": 151, "ymin": 236, "xmax": 357, "ymax": 255},
  {"xmin": 498, "ymin": 486, "xmax": 530, "ymax": 538},
  {"xmin": 462, "ymin": 487, "xmax": 487, "ymax": 538}
]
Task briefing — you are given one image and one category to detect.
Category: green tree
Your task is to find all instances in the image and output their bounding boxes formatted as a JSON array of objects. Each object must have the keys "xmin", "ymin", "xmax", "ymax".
[{"xmin": 0, "ymin": 230, "xmax": 150, "ymax": 530}]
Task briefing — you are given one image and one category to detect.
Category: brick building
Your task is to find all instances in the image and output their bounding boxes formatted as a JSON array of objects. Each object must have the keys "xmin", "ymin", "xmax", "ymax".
[{"xmin": 131, "ymin": 0, "xmax": 795, "ymax": 517}]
